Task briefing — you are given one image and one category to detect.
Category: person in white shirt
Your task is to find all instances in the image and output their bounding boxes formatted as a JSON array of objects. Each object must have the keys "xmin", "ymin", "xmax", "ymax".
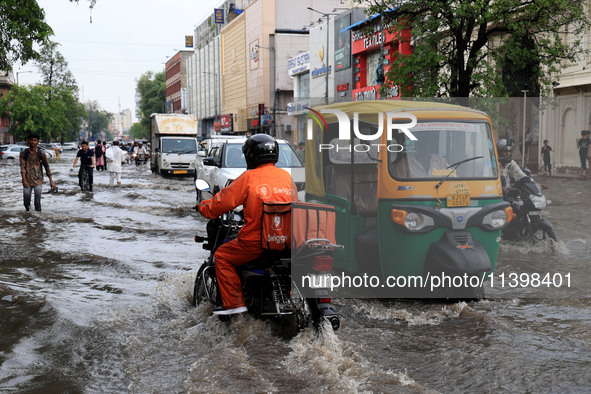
[
  {"xmin": 497, "ymin": 139, "xmax": 527, "ymax": 195},
  {"xmin": 106, "ymin": 141, "xmax": 126, "ymax": 186}
]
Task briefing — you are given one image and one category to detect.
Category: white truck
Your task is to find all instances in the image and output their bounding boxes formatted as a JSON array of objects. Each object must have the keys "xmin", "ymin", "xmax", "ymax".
[{"xmin": 150, "ymin": 113, "xmax": 199, "ymax": 176}]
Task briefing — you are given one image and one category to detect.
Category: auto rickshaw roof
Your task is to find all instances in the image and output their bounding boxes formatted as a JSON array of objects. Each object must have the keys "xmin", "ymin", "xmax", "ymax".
[{"xmin": 311, "ymin": 100, "xmax": 490, "ymax": 121}]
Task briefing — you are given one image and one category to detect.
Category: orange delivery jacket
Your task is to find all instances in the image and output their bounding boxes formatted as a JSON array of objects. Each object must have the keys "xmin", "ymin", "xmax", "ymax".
[{"xmin": 198, "ymin": 163, "xmax": 297, "ymax": 244}]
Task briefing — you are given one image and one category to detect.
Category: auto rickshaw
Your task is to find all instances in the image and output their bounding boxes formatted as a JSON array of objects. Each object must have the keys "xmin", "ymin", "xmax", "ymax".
[{"xmin": 302, "ymin": 100, "xmax": 512, "ymax": 298}]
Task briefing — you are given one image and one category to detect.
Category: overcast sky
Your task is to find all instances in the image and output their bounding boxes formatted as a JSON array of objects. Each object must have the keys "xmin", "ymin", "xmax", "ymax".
[{"xmin": 17, "ymin": 0, "xmax": 222, "ymax": 121}]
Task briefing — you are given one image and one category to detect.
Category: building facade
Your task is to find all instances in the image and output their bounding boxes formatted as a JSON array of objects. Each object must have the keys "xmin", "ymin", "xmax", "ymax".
[
  {"xmin": 0, "ymin": 71, "xmax": 14, "ymax": 144},
  {"xmin": 186, "ymin": 0, "xmax": 254, "ymax": 138},
  {"xmin": 165, "ymin": 50, "xmax": 193, "ymax": 114}
]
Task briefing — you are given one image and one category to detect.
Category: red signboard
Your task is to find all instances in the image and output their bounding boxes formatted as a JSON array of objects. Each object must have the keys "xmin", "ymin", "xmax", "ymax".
[{"xmin": 219, "ymin": 114, "xmax": 232, "ymax": 132}]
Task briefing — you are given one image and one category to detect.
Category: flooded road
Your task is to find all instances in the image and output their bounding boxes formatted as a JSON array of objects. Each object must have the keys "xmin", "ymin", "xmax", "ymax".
[{"xmin": 1, "ymin": 152, "xmax": 590, "ymax": 392}]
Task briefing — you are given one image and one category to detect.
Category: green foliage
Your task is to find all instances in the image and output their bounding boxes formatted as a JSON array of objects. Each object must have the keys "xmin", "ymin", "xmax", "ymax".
[
  {"xmin": 365, "ymin": 0, "xmax": 591, "ymax": 98},
  {"xmin": 33, "ymin": 40, "xmax": 84, "ymax": 142},
  {"xmin": 136, "ymin": 71, "xmax": 165, "ymax": 131},
  {"xmin": 84, "ymin": 100, "xmax": 112, "ymax": 139},
  {"xmin": 35, "ymin": 41, "xmax": 78, "ymax": 93},
  {"xmin": 130, "ymin": 122, "xmax": 148, "ymax": 140},
  {"xmin": 0, "ymin": 0, "xmax": 96, "ymax": 71},
  {"xmin": 0, "ymin": 84, "xmax": 79, "ymax": 141}
]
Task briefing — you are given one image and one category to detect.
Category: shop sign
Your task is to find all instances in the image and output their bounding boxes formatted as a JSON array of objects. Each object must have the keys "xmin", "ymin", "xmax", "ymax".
[
  {"xmin": 354, "ymin": 86, "xmax": 378, "ymax": 101},
  {"xmin": 219, "ymin": 114, "xmax": 233, "ymax": 132},
  {"xmin": 249, "ymin": 40, "xmax": 259, "ymax": 70},
  {"xmin": 288, "ymin": 52, "xmax": 310, "ymax": 76},
  {"xmin": 287, "ymin": 100, "xmax": 311, "ymax": 116},
  {"xmin": 214, "ymin": 9, "xmax": 224, "ymax": 24},
  {"xmin": 336, "ymin": 83, "xmax": 349, "ymax": 92},
  {"xmin": 311, "ymin": 64, "xmax": 332, "ymax": 78},
  {"xmin": 353, "ymin": 85, "xmax": 399, "ymax": 101}
]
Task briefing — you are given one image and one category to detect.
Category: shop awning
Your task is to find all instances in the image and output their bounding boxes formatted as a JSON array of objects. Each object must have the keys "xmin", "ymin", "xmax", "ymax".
[{"xmin": 340, "ymin": 13, "xmax": 381, "ymax": 33}]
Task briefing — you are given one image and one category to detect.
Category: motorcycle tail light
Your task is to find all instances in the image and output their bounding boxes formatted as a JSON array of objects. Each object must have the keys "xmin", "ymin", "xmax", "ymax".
[
  {"xmin": 312, "ymin": 256, "xmax": 333, "ymax": 272},
  {"xmin": 318, "ymin": 298, "xmax": 331, "ymax": 304}
]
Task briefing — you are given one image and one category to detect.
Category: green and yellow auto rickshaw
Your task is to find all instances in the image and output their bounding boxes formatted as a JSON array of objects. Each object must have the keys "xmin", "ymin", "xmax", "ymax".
[{"xmin": 303, "ymin": 100, "xmax": 512, "ymax": 298}]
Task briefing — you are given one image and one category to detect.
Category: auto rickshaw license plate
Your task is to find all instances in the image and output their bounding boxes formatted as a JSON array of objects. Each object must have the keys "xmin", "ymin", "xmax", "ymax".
[
  {"xmin": 173, "ymin": 170, "xmax": 187, "ymax": 174},
  {"xmin": 447, "ymin": 193, "xmax": 470, "ymax": 207}
]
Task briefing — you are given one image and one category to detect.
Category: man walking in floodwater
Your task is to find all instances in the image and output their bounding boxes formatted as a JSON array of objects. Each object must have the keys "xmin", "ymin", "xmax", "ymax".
[{"xmin": 19, "ymin": 133, "xmax": 56, "ymax": 212}]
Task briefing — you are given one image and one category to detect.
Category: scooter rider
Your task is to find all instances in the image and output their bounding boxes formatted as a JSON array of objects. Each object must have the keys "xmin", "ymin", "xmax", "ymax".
[
  {"xmin": 197, "ymin": 134, "xmax": 297, "ymax": 315},
  {"xmin": 134, "ymin": 142, "xmax": 148, "ymax": 160},
  {"xmin": 498, "ymin": 139, "xmax": 550, "ymax": 199}
]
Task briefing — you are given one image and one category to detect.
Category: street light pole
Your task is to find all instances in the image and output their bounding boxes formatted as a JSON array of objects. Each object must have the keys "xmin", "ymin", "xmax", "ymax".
[
  {"xmin": 16, "ymin": 70, "xmax": 33, "ymax": 85},
  {"xmin": 521, "ymin": 87, "xmax": 528, "ymax": 168},
  {"xmin": 202, "ymin": 71, "xmax": 219, "ymax": 133},
  {"xmin": 256, "ymin": 43, "xmax": 276, "ymax": 135},
  {"xmin": 308, "ymin": 7, "xmax": 336, "ymax": 105}
]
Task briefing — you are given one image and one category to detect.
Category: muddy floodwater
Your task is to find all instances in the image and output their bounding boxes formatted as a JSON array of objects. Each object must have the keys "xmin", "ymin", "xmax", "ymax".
[{"xmin": 1, "ymin": 152, "xmax": 590, "ymax": 392}]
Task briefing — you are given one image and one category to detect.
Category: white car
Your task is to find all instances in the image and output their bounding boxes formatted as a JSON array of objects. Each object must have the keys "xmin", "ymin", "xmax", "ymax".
[
  {"xmin": 0, "ymin": 144, "xmax": 53, "ymax": 160},
  {"xmin": 196, "ymin": 137, "xmax": 305, "ymax": 197},
  {"xmin": 62, "ymin": 142, "xmax": 78, "ymax": 150},
  {"xmin": 0, "ymin": 145, "xmax": 27, "ymax": 160}
]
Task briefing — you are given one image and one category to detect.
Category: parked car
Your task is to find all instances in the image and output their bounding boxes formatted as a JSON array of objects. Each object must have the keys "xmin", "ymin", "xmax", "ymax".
[
  {"xmin": 49, "ymin": 143, "xmax": 63, "ymax": 153},
  {"xmin": 39, "ymin": 147, "xmax": 54, "ymax": 160},
  {"xmin": 0, "ymin": 145, "xmax": 53, "ymax": 160},
  {"xmin": 62, "ymin": 142, "xmax": 78, "ymax": 150},
  {"xmin": 38, "ymin": 143, "xmax": 61, "ymax": 156},
  {"xmin": 0, "ymin": 145, "xmax": 27, "ymax": 160},
  {"xmin": 196, "ymin": 137, "xmax": 305, "ymax": 198}
]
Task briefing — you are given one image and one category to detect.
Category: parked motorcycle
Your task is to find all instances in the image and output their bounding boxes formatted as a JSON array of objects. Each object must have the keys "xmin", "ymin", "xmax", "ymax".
[
  {"xmin": 192, "ymin": 179, "xmax": 341, "ymax": 338},
  {"xmin": 501, "ymin": 175, "xmax": 557, "ymax": 244}
]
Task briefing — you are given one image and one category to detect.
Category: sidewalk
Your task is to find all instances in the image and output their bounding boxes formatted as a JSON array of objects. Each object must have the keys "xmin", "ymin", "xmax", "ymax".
[{"xmin": 530, "ymin": 167, "xmax": 591, "ymax": 180}]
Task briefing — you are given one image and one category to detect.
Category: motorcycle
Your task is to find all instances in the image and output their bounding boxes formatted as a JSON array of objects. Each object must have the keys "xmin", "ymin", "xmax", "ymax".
[
  {"xmin": 132, "ymin": 152, "xmax": 147, "ymax": 166},
  {"xmin": 192, "ymin": 179, "xmax": 341, "ymax": 338},
  {"xmin": 501, "ymin": 174, "xmax": 557, "ymax": 244}
]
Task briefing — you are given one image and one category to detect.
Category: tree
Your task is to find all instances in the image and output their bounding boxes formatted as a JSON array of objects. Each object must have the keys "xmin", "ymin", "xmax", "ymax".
[
  {"xmin": 365, "ymin": 0, "xmax": 591, "ymax": 98},
  {"xmin": 0, "ymin": 0, "xmax": 96, "ymax": 71},
  {"xmin": 130, "ymin": 123, "xmax": 148, "ymax": 140},
  {"xmin": 35, "ymin": 41, "xmax": 78, "ymax": 94},
  {"xmin": 34, "ymin": 40, "xmax": 84, "ymax": 142},
  {"xmin": 0, "ymin": 84, "xmax": 76, "ymax": 141},
  {"xmin": 84, "ymin": 101, "xmax": 112, "ymax": 140},
  {"xmin": 136, "ymin": 70, "xmax": 165, "ymax": 132}
]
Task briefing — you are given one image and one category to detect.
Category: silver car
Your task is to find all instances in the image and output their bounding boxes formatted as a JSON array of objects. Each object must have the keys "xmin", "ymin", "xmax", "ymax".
[
  {"xmin": 0, "ymin": 145, "xmax": 27, "ymax": 160},
  {"xmin": 0, "ymin": 145, "xmax": 54, "ymax": 160},
  {"xmin": 196, "ymin": 137, "xmax": 304, "ymax": 198}
]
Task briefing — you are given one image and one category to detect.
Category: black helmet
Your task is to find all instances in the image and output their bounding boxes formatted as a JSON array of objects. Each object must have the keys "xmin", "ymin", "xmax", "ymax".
[
  {"xmin": 496, "ymin": 139, "xmax": 512, "ymax": 165},
  {"xmin": 242, "ymin": 134, "xmax": 279, "ymax": 169}
]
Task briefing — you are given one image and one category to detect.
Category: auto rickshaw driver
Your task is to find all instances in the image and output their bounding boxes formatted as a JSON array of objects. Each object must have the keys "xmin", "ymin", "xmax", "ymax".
[{"xmin": 392, "ymin": 131, "xmax": 450, "ymax": 179}]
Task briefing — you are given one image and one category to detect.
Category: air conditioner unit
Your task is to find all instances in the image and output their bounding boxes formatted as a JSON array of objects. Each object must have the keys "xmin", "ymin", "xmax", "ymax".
[{"xmin": 284, "ymin": 124, "xmax": 292, "ymax": 132}]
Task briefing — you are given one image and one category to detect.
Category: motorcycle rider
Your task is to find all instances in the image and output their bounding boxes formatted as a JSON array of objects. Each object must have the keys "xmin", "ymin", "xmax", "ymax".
[
  {"xmin": 134, "ymin": 142, "xmax": 148, "ymax": 163},
  {"xmin": 197, "ymin": 134, "xmax": 297, "ymax": 315},
  {"xmin": 497, "ymin": 139, "xmax": 528, "ymax": 195}
]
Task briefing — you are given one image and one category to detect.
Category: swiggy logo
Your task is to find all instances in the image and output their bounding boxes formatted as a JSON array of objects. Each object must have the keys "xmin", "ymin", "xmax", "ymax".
[
  {"xmin": 272, "ymin": 215, "xmax": 283, "ymax": 230},
  {"xmin": 305, "ymin": 108, "xmax": 419, "ymax": 153},
  {"xmin": 256, "ymin": 184, "xmax": 272, "ymax": 199}
]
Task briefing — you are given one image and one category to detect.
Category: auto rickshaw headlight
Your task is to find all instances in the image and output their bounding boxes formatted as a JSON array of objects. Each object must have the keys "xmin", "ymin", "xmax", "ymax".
[
  {"xmin": 404, "ymin": 212, "xmax": 423, "ymax": 230},
  {"xmin": 391, "ymin": 209, "xmax": 434, "ymax": 232},
  {"xmin": 483, "ymin": 209, "xmax": 508, "ymax": 229}
]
